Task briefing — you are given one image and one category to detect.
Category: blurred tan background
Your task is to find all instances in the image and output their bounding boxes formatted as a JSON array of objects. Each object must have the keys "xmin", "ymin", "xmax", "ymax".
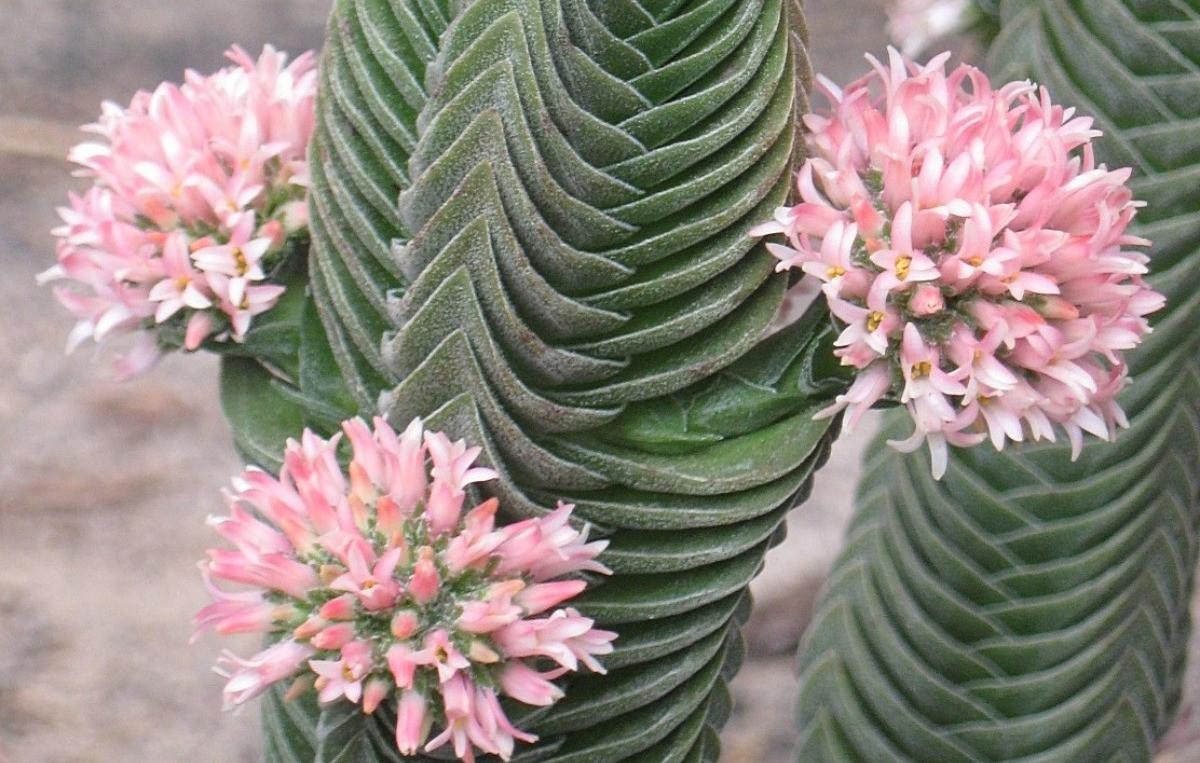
[{"xmin": 5, "ymin": 2, "xmax": 1192, "ymax": 762}]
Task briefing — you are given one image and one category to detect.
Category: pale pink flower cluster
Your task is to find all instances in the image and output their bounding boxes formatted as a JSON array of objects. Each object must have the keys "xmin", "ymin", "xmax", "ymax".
[
  {"xmin": 887, "ymin": 0, "xmax": 978, "ymax": 56},
  {"xmin": 39, "ymin": 45, "xmax": 316, "ymax": 376},
  {"xmin": 753, "ymin": 50, "xmax": 1163, "ymax": 478},
  {"xmin": 195, "ymin": 417, "xmax": 615, "ymax": 762}
]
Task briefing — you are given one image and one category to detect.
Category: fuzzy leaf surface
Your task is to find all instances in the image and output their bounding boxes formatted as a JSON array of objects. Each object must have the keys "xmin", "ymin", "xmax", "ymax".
[{"xmin": 275, "ymin": 0, "xmax": 850, "ymax": 760}]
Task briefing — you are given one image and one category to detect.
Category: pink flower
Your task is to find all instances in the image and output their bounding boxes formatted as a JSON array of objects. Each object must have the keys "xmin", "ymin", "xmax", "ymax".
[
  {"xmin": 328, "ymin": 545, "xmax": 403, "ymax": 612},
  {"xmin": 423, "ymin": 676, "xmax": 538, "ymax": 762},
  {"xmin": 204, "ymin": 548, "xmax": 318, "ymax": 600},
  {"xmin": 515, "ymin": 580, "xmax": 589, "ymax": 616},
  {"xmin": 756, "ymin": 50, "xmax": 1162, "ymax": 477},
  {"xmin": 204, "ymin": 272, "xmax": 286, "ymax": 341},
  {"xmin": 215, "ymin": 640, "xmax": 313, "ymax": 709},
  {"xmin": 343, "ymin": 416, "xmax": 426, "ymax": 516},
  {"xmin": 386, "ymin": 643, "xmax": 431, "ymax": 690},
  {"xmin": 493, "ymin": 608, "xmax": 617, "ymax": 674},
  {"xmin": 828, "ymin": 294, "xmax": 900, "ymax": 368},
  {"xmin": 457, "ymin": 581, "xmax": 526, "ymax": 633},
  {"xmin": 192, "ymin": 566, "xmax": 291, "ymax": 640},
  {"xmin": 491, "ymin": 502, "xmax": 610, "ymax": 581},
  {"xmin": 499, "ymin": 662, "xmax": 566, "ymax": 706},
  {"xmin": 423, "ymin": 629, "xmax": 472, "ymax": 683},
  {"xmin": 424, "ymin": 431, "xmax": 499, "ymax": 535},
  {"xmin": 310, "ymin": 641, "xmax": 374, "ymax": 704},
  {"xmin": 424, "ymin": 674, "xmax": 478, "ymax": 762},
  {"xmin": 443, "ymin": 498, "xmax": 507, "ymax": 573},
  {"xmin": 190, "ymin": 216, "xmax": 273, "ymax": 281},
  {"xmin": 196, "ymin": 417, "xmax": 615, "ymax": 760},
  {"xmin": 815, "ymin": 362, "xmax": 892, "ymax": 432},
  {"xmin": 40, "ymin": 45, "xmax": 316, "ymax": 376},
  {"xmin": 146, "ymin": 231, "xmax": 212, "ymax": 325},
  {"xmin": 887, "ymin": 0, "xmax": 979, "ymax": 56}
]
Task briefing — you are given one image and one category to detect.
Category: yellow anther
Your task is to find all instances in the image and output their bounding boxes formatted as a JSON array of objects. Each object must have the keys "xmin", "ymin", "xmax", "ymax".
[
  {"xmin": 895, "ymin": 256, "xmax": 912, "ymax": 281},
  {"xmin": 912, "ymin": 360, "xmax": 932, "ymax": 379},
  {"xmin": 232, "ymin": 246, "xmax": 249, "ymax": 276},
  {"xmin": 866, "ymin": 311, "xmax": 884, "ymax": 332}
]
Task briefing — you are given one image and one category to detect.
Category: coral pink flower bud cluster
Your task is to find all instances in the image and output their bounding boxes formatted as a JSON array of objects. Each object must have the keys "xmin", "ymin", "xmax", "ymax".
[
  {"xmin": 195, "ymin": 417, "xmax": 615, "ymax": 762},
  {"xmin": 753, "ymin": 50, "xmax": 1164, "ymax": 478},
  {"xmin": 38, "ymin": 45, "xmax": 316, "ymax": 376}
]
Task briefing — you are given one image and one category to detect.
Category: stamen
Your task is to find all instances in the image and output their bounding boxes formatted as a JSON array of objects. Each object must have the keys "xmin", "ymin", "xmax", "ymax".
[{"xmin": 232, "ymin": 246, "xmax": 249, "ymax": 276}]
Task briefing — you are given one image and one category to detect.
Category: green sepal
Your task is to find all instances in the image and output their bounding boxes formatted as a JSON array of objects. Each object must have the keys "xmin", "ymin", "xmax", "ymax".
[
  {"xmin": 262, "ymin": 682, "xmax": 319, "ymax": 763},
  {"xmin": 315, "ymin": 700, "xmax": 407, "ymax": 763},
  {"xmin": 218, "ymin": 355, "xmax": 306, "ymax": 473},
  {"xmin": 294, "ymin": 293, "xmax": 360, "ymax": 434}
]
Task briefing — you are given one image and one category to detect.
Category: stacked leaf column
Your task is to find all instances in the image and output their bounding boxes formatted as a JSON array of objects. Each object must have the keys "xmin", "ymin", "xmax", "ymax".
[{"xmin": 248, "ymin": 0, "xmax": 850, "ymax": 759}]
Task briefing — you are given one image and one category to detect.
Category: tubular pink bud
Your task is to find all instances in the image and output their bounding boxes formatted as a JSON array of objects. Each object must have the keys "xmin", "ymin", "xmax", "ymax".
[
  {"xmin": 394, "ymin": 691, "xmax": 430, "ymax": 754},
  {"xmin": 309, "ymin": 622, "xmax": 356, "ymax": 651},
  {"xmin": 318, "ymin": 595, "xmax": 357, "ymax": 621},
  {"xmin": 362, "ymin": 678, "xmax": 390, "ymax": 715},
  {"xmin": 390, "ymin": 610, "xmax": 419, "ymax": 640},
  {"xmin": 375, "ymin": 494, "xmax": 404, "ymax": 541},
  {"xmin": 409, "ymin": 547, "xmax": 440, "ymax": 605},
  {"xmin": 909, "ymin": 284, "xmax": 945, "ymax": 316}
]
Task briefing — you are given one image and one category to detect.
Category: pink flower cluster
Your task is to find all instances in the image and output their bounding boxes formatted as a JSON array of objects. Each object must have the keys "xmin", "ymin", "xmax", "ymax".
[
  {"xmin": 753, "ymin": 50, "xmax": 1163, "ymax": 478},
  {"xmin": 39, "ymin": 45, "xmax": 316, "ymax": 376},
  {"xmin": 195, "ymin": 417, "xmax": 615, "ymax": 762},
  {"xmin": 887, "ymin": 0, "xmax": 978, "ymax": 56}
]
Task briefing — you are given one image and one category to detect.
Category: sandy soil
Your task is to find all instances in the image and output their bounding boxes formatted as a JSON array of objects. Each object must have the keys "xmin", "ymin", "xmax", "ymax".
[{"xmin": 2, "ymin": 2, "xmax": 1198, "ymax": 762}]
